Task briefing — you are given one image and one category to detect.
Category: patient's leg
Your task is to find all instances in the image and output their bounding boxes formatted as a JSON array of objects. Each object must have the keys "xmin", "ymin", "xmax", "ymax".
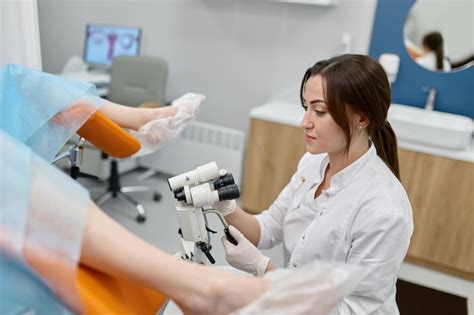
[
  {"xmin": 99, "ymin": 100, "xmax": 177, "ymax": 130},
  {"xmin": 54, "ymin": 93, "xmax": 202, "ymax": 132},
  {"xmin": 100, "ymin": 93, "xmax": 204, "ymax": 131},
  {"xmin": 80, "ymin": 203, "xmax": 268, "ymax": 315},
  {"xmin": 50, "ymin": 100, "xmax": 175, "ymax": 131}
]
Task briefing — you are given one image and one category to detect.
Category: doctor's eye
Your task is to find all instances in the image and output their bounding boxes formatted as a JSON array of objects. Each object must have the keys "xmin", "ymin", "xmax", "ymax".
[{"xmin": 314, "ymin": 110, "xmax": 326, "ymax": 116}]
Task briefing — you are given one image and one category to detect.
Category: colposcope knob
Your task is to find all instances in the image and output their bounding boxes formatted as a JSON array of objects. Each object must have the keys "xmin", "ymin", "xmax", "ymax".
[{"xmin": 174, "ymin": 189, "xmax": 186, "ymax": 202}]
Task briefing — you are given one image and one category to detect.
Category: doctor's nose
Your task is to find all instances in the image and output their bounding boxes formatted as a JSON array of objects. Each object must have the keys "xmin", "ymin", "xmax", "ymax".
[{"xmin": 300, "ymin": 111, "xmax": 314, "ymax": 129}]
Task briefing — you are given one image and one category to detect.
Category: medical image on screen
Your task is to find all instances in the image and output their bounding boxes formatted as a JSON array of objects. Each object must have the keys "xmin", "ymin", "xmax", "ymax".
[{"xmin": 84, "ymin": 24, "xmax": 141, "ymax": 66}]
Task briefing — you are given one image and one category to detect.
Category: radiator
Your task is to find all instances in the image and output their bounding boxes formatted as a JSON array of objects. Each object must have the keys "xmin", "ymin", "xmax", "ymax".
[{"xmin": 137, "ymin": 121, "xmax": 246, "ymax": 185}]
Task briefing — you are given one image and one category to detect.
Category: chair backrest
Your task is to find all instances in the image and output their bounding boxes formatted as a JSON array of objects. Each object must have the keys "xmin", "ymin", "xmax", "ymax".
[{"xmin": 107, "ymin": 56, "xmax": 168, "ymax": 107}]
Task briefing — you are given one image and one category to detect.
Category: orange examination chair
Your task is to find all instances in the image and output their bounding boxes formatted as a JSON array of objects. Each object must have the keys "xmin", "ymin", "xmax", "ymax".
[{"xmin": 73, "ymin": 111, "xmax": 167, "ymax": 314}]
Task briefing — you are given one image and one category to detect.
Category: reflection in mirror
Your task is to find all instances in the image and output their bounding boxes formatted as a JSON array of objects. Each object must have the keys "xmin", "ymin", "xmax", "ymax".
[{"xmin": 404, "ymin": 0, "xmax": 473, "ymax": 73}]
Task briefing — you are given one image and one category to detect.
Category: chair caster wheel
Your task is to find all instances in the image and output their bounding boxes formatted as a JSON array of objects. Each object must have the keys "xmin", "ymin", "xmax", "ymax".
[
  {"xmin": 153, "ymin": 193, "xmax": 162, "ymax": 202},
  {"xmin": 136, "ymin": 215, "xmax": 146, "ymax": 223}
]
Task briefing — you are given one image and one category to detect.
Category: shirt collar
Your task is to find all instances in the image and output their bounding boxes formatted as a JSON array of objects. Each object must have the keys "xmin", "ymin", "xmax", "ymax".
[{"xmin": 319, "ymin": 143, "xmax": 377, "ymax": 194}]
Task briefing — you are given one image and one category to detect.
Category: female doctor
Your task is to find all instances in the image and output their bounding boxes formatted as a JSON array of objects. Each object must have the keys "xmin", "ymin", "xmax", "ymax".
[{"xmin": 217, "ymin": 54, "xmax": 414, "ymax": 314}]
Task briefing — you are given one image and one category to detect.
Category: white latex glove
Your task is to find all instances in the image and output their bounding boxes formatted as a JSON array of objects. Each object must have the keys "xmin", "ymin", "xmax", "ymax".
[
  {"xmin": 131, "ymin": 93, "xmax": 205, "ymax": 157},
  {"xmin": 213, "ymin": 169, "xmax": 238, "ymax": 216},
  {"xmin": 236, "ymin": 261, "xmax": 367, "ymax": 315},
  {"xmin": 213, "ymin": 199, "xmax": 237, "ymax": 217},
  {"xmin": 171, "ymin": 92, "xmax": 204, "ymax": 117},
  {"xmin": 221, "ymin": 225, "xmax": 270, "ymax": 277}
]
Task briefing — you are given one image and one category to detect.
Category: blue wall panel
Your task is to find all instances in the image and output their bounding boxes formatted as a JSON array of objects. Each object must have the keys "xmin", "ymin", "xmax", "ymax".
[{"xmin": 369, "ymin": 0, "xmax": 473, "ymax": 119}]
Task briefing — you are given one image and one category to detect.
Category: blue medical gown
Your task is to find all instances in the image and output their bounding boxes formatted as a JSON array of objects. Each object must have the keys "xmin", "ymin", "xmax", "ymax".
[
  {"xmin": 0, "ymin": 65, "xmax": 102, "ymax": 314},
  {"xmin": 0, "ymin": 64, "xmax": 104, "ymax": 162}
]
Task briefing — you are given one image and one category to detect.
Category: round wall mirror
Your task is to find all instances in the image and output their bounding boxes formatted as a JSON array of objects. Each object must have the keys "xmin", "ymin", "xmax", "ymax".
[{"xmin": 403, "ymin": 0, "xmax": 473, "ymax": 73}]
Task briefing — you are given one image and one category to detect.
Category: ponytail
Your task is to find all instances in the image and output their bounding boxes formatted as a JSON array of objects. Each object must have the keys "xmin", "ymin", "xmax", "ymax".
[
  {"xmin": 422, "ymin": 32, "xmax": 445, "ymax": 70},
  {"xmin": 435, "ymin": 46, "xmax": 444, "ymax": 70},
  {"xmin": 371, "ymin": 121, "xmax": 400, "ymax": 180}
]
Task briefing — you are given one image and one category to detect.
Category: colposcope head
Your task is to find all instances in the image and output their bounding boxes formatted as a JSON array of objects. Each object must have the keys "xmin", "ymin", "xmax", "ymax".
[
  {"xmin": 173, "ymin": 173, "xmax": 240, "ymax": 204},
  {"xmin": 168, "ymin": 162, "xmax": 219, "ymax": 192}
]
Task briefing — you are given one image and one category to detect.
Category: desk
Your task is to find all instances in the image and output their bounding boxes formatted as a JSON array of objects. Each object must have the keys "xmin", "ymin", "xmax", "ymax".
[{"xmin": 61, "ymin": 71, "xmax": 110, "ymax": 97}]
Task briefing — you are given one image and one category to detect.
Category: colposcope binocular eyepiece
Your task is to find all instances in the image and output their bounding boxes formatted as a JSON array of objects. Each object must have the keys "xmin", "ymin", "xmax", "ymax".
[
  {"xmin": 213, "ymin": 173, "xmax": 239, "ymax": 200},
  {"xmin": 216, "ymin": 184, "xmax": 240, "ymax": 201},
  {"xmin": 172, "ymin": 173, "xmax": 240, "ymax": 205},
  {"xmin": 212, "ymin": 173, "xmax": 235, "ymax": 189}
]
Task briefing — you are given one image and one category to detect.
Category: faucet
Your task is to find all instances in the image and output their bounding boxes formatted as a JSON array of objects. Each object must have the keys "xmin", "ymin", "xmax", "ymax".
[{"xmin": 423, "ymin": 87, "xmax": 437, "ymax": 111}]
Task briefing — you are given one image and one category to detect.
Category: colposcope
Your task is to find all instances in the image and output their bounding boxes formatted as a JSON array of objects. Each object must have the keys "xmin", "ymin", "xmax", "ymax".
[{"xmin": 168, "ymin": 162, "xmax": 238, "ymax": 264}]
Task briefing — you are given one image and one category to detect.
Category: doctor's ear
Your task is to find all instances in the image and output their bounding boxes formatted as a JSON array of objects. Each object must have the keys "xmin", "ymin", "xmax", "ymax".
[{"xmin": 353, "ymin": 112, "xmax": 370, "ymax": 130}]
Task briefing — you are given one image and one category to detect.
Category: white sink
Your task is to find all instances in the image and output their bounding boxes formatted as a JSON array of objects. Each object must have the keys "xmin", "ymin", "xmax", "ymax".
[{"xmin": 388, "ymin": 104, "xmax": 473, "ymax": 150}]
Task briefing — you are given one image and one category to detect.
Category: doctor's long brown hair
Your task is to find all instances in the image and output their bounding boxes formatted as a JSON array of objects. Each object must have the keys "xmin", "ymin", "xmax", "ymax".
[
  {"xmin": 300, "ymin": 54, "xmax": 400, "ymax": 179},
  {"xmin": 422, "ymin": 32, "xmax": 445, "ymax": 70}
]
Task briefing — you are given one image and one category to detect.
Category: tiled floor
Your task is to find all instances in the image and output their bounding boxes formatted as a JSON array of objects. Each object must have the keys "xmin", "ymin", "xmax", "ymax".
[{"xmin": 78, "ymin": 169, "xmax": 284, "ymax": 314}]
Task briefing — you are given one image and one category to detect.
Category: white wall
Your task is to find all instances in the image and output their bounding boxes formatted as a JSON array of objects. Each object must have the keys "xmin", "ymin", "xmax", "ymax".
[{"xmin": 38, "ymin": 0, "xmax": 377, "ymax": 132}]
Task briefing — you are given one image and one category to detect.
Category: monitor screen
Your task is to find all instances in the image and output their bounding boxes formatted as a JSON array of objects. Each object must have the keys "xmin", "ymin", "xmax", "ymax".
[{"xmin": 83, "ymin": 24, "xmax": 142, "ymax": 67}]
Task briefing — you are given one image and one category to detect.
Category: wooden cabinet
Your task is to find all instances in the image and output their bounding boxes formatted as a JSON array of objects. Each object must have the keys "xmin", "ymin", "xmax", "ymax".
[
  {"xmin": 242, "ymin": 118, "xmax": 306, "ymax": 214},
  {"xmin": 399, "ymin": 148, "xmax": 474, "ymax": 279},
  {"xmin": 242, "ymin": 117, "xmax": 474, "ymax": 279}
]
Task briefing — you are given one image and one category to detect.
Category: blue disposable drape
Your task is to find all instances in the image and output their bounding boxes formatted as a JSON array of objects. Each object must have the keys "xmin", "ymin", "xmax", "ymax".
[
  {"xmin": 0, "ymin": 64, "xmax": 104, "ymax": 313},
  {"xmin": 0, "ymin": 64, "xmax": 104, "ymax": 162}
]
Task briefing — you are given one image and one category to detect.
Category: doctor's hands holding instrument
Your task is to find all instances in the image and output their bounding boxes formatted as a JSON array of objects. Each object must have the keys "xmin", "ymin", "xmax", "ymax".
[
  {"xmin": 221, "ymin": 226, "xmax": 271, "ymax": 277},
  {"xmin": 212, "ymin": 176, "xmax": 276, "ymax": 277}
]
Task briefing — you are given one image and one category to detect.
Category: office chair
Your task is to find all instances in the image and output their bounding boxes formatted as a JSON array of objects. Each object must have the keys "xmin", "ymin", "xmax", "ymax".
[
  {"xmin": 107, "ymin": 55, "xmax": 168, "ymax": 106},
  {"xmin": 72, "ymin": 111, "xmax": 160, "ymax": 223},
  {"xmin": 95, "ymin": 56, "xmax": 169, "ymax": 221}
]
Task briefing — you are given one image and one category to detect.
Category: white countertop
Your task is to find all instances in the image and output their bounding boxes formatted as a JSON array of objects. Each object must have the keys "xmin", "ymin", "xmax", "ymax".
[
  {"xmin": 250, "ymin": 101, "xmax": 304, "ymax": 127},
  {"xmin": 250, "ymin": 101, "xmax": 474, "ymax": 163},
  {"xmin": 397, "ymin": 139, "xmax": 474, "ymax": 163}
]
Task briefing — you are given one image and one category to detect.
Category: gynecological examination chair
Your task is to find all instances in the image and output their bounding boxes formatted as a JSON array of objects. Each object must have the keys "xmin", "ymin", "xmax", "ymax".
[
  {"xmin": 70, "ymin": 110, "xmax": 154, "ymax": 222},
  {"xmin": 53, "ymin": 112, "xmax": 169, "ymax": 313}
]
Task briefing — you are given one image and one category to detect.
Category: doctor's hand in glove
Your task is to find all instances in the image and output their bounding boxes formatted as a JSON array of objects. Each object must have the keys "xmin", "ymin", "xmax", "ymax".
[
  {"xmin": 221, "ymin": 226, "xmax": 274, "ymax": 277},
  {"xmin": 213, "ymin": 169, "xmax": 238, "ymax": 217}
]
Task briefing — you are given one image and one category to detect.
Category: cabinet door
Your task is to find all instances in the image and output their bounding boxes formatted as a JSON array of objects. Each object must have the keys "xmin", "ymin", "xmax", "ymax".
[
  {"xmin": 399, "ymin": 148, "xmax": 474, "ymax": 279},
  {"xmin": 242, "ymin": 119, "xmax": 306, "ymax": 214}
]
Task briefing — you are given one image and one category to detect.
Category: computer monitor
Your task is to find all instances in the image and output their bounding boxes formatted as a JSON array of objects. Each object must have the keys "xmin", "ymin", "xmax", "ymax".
[{"xmin": 83, "ymin": 23, "xmax": 142, "ymax": 68}]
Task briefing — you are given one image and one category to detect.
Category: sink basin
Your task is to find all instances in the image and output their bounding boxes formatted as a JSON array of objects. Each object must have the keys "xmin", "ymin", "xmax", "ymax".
[{"xmin": 387, "ymin": 104, "xmax": 473, "ymax": 150}]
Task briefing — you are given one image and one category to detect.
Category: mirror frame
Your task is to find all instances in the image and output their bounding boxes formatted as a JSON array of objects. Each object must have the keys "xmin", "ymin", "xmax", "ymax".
[
  {"xmin": 369, "ymin": 0, "xmax": 473, "ymax": 119},
  {"xmin": 403, "ymin": 0, "xmax": 473, "ymax": 73}
]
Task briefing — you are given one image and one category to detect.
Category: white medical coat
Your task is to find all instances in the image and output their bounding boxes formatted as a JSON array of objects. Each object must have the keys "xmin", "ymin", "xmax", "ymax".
[{"xmin": 256, "ymin": 144, "xmax": 414, "ymax": 314}]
